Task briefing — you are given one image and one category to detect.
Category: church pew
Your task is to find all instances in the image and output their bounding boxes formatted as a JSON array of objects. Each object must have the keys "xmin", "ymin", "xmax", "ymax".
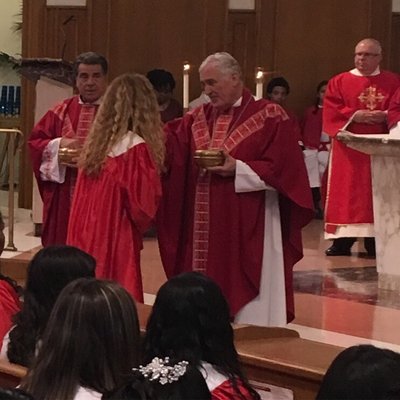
[{"xmin": 234, "ymin": 326, "xmax": 343, "ymax": 400}]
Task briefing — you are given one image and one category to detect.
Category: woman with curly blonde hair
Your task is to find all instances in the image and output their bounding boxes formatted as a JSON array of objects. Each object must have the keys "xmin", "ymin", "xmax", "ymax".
[{"xmin": 67, "ymin": 73, "xmax": 164, "ymax": 302}]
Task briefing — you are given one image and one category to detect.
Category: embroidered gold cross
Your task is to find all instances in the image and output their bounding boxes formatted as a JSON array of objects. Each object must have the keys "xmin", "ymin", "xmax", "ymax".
[{"xmin": 358, "ymin": 86, "xmax": 385, "ymax": 110}]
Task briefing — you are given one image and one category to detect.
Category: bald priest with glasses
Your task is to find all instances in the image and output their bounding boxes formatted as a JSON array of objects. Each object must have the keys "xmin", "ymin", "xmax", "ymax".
[{"xmin": 323, "ymin": 38, "xmax": 400, "ymax": 257}]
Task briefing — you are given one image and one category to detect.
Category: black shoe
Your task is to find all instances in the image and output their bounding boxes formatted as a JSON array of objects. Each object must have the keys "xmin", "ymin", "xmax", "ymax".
[
  {"xmin": 315, "ymin": 208, "xmax": 324, "ymax": 220},
  {"xmin": 325, "ymin": 245, "xmax": 351, "ymax": 256}
]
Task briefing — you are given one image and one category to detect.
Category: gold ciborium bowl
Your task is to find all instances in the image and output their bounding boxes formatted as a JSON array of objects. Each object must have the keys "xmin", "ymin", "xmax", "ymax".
[
  {"xmin": 194, "ymin": 149, "xmax": 225, "ymax": 168},
  {"xmin": 58, "ymin": 147, "xmax": 79, "ymax": 167}
]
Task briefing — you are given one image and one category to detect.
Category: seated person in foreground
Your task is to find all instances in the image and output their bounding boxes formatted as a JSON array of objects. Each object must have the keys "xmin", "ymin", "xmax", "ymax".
[
  {"xmin": 316, "ymin": 344, "xmax": 400, "ymax": 400},
  {"xmin": 0, "ymin": 211, "xmax": 21, "ymax": 348},
  {"xmin": 105, "ymin": 358, "xmax": 211, "ymax": 399},
  {"xmin": 20, "ymin": 279, "xmax": 141, "ymax": 400},
  {"xmin": 2, "ymin": 245, "xmax": 95, "ymax": 366},
  {"xmin": 0, "ymin": 273, "xmax": 21, "ymax": 353},
  {"xmin": 143, "ymin": 272, "xmax": 261, "ymax": 399}
]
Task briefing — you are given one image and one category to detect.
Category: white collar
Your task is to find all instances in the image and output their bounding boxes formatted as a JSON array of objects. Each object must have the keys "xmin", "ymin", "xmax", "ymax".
[
  {"xmin": 232, "ymin": 96, "xmax": 242, "ymax": 108},
  {"xmin": 109, "ymin": 131, "xmax": 145, "ymax": 158},
  {"xmin": 350, "ymin": 67, "xmax": 380, "ymax": 77},
  {"xmin": 78, "ymin": 96, "xmax": 102, "ymax": 105}
]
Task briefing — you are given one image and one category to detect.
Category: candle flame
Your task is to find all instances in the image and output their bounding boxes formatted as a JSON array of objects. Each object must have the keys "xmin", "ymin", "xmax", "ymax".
[
  {"xmin": 183, "ymin": 62, "xmax": 190, "ymax": 72},
  {"xmin": 256, "ymin": 68, "xmax": 264, "ymax": 80}
]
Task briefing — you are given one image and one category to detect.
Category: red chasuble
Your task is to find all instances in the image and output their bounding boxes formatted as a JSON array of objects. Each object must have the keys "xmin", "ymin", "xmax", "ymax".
[
  {"xmin": 388, "ymin": 87, "xmax": 400, "ymax": 128},
  {"xmin": 285, "ymin": 108, "xmax": 302, "ymax": 144},
  {"xmin": 157, "ymin": 89, "xmax": 313, "ymax": 321},
  {"xmin": 302, "ymin": 106, "xmax": 323, "ymax": 149},
  {"xmin": 0, "ymin": 281, "xmax": 20, "ymax": 351},
  {"xmin": 323, "ymin": 71, "xmax": 400, "ymax": 234},
  {"xmin": 67, "ymin": 136, "xmax": 161, "ymax": 302},
  {"xmin": 28, "ymin": 96, "xmax": 98, "ymax": 246}
]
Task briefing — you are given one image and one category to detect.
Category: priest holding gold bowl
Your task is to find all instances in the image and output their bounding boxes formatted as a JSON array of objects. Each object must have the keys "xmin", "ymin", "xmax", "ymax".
[
  {"xmin": 157, "ymin": 52, "xmax": 313, "ymax": 327},
  {"xmin": 28, "ymin": 52, "xmax": 108, "ymax": 246}
]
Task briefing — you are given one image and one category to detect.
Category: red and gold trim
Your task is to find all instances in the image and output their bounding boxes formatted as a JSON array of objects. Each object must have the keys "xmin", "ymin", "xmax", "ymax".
[{"xmin": 191, "ymin": 102, "xmax": 286, "ymax": 271}]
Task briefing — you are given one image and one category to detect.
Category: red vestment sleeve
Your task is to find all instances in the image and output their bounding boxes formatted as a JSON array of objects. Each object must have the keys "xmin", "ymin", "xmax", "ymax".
[
  {"xmin": 28, "ymin": 105, "xmax": 65, "ymax": 185},
  {"xmin": 388, "ymin": 87, "xmax": 400, "ymax": 129},
  {"xmin": 323, "ymin": 77, "xmax": 354, "ymax": 137},
  {"xmin": 157, "ymin": 117, "xmax": 191, "ymax": 277}
]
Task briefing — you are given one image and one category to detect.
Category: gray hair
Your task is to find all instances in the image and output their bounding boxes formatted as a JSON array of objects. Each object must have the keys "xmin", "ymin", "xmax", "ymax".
[
  {"xmin": 199, "ymin": 52, "xmax": 242, "ymax": 78},
  {"xmin": 73, "ymin": 51, "xmax": 108, "ymax": 77}
]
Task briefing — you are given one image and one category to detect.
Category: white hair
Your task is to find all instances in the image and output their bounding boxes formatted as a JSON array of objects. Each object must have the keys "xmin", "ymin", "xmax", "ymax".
[{"xmin": 199, "ymin": 52, "xmax": 242, "ymax": 78}]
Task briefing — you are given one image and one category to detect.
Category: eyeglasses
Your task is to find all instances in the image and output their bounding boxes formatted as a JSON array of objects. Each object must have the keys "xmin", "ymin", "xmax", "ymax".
[{"xmin": 354, "ymin": 52, "xmax": 380, "ymax": 58}]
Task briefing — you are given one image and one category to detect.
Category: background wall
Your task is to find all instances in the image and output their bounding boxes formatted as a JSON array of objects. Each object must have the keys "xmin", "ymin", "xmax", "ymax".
[
  {"xmin": 0, "ymin": 0, "xmax": 22, "ymax": 86},
  {"xmin": 18, "ymin": 0, "xmax": 397, "ymax": 207}
]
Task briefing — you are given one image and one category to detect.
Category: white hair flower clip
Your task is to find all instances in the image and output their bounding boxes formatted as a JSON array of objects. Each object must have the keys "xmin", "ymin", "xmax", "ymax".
[{"xmin": 134, "ymin": 357, "xmax": 189, "ymax": 385}]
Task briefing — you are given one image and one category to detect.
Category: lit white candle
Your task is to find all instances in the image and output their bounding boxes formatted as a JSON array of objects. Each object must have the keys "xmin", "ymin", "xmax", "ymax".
[
  {"xmin": 255, "ymin": 68, "xmax": 264, "ymax": 100},
  {"xmin": 183, "ymin": 62, "xmax": 190, "ymax": 110}
]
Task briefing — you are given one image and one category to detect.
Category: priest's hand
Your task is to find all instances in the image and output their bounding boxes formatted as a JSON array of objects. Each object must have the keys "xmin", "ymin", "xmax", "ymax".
[
  {"xmin": 60, "ymin": 137, "xmax": 83, "ymax": 149},
  {"xmin": 206, "ymin": 151, "xmax": 236, "ymax": 177},
  {"xmin": 353, "ymin": 110, "xmax": 387, "ymax": 124}
]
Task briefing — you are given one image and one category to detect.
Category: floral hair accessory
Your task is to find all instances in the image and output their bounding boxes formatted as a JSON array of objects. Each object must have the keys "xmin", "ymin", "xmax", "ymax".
[{"xmin": 134, "ymin": 357, "xmax": 189, "ymax": 385}]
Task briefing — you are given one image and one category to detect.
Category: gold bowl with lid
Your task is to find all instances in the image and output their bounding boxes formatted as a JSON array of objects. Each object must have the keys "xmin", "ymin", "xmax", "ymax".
[
  {"xmin": 194, "ymin": 149, "xmax": 225, "ymax": 168},
  {"xmin": 58, "ymin": 147, "xmax": 79, "ymax": 167}
]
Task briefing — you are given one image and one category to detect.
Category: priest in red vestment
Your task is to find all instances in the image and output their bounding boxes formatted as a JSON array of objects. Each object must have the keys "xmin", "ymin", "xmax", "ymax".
[
  {"xmin": 67, "ymin": 73, "xmax": 164, "ymax": 302},
  {"xmin": 157, "ymin": 52, "xmax": 313, "ymax": 325},
  {"xmin": 28, "ymin": 52, "xmax": 108, "ymax": 246},
  {"xmin": 323, "ymin": 38, "xmax": 400, "ymax": 257}
]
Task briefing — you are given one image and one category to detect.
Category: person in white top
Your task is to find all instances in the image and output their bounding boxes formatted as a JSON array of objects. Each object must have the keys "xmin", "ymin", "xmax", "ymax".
[
  {"xmin": 143, "ymin": 272, "xmax": 260, "ymax": 399},
  {"xmin": 20, "ymin": 279, "xmax": 141, "ymax": 400}
]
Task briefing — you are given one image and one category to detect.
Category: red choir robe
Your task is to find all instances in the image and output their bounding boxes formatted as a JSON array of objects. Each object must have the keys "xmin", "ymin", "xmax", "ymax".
[
  {"xmin": 323, "ymin": 70, "xmax": 400, "ymax": 235},
  {"xmin": 0, "ymin": 281, "xmax": 20, "ymax": 352},
  {"xmin": 157, "ymin": 89, "xmax": 313, "ymax": 322},
  {"xmin": 302, "ymin": 106, "xmax": 323, "ymax": 149},
  {"xmin": 28, "ymin": 96, "xmax": 98, "ymax": 246},
  {"xmin": 67, "ymin": 132, "xmax": 161, "ymax": 302}
]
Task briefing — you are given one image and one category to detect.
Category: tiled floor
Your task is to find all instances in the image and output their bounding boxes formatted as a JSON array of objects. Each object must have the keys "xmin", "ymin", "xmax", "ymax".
[{"xmin": 3, "ymin": 191, "xmax": 400, "ymax": 353}]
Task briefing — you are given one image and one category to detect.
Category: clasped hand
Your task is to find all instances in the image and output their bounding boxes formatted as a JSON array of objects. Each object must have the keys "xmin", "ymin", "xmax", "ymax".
[
  {"xmin": 353, "ymin": 110, "xmax": 386, "ymax": 124},
  {"xmin": 206, "ymin": 151, "xmax": 236, "ymax": 177}
]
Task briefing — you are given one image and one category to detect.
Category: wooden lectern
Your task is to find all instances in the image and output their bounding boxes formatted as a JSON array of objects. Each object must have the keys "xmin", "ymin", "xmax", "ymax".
[{"xmin": 338, "ymin": 131, "xmax": 400, "ymax": 289}]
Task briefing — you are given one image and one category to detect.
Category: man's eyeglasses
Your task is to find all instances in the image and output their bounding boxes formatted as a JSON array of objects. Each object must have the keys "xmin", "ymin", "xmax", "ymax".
[{"xmin": 354, "ymin": 52, "xmax": 380, "ymax": 58}]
